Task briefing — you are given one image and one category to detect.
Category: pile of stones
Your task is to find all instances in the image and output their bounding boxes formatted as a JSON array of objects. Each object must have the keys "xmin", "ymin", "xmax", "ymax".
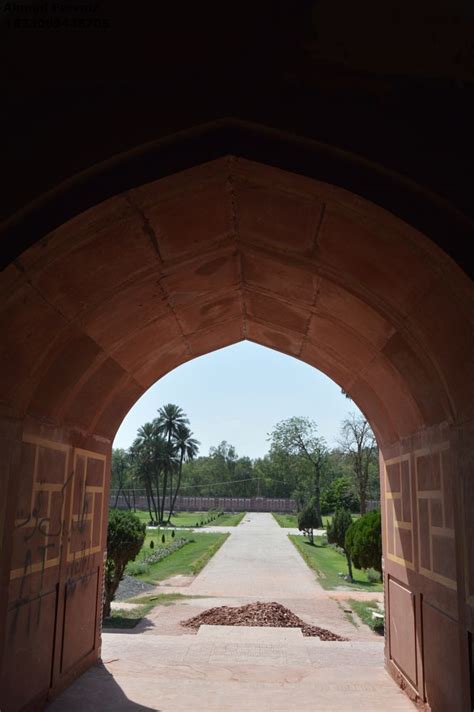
[{"xmin": 181, "ymin": 601, "xmax": 348, "ymax": 641}]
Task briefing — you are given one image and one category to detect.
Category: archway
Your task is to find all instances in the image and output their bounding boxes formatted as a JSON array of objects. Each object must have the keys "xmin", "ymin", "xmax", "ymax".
[{"xmin": 0, "ymin": 153, "xmax": 472, "ymax": 711}]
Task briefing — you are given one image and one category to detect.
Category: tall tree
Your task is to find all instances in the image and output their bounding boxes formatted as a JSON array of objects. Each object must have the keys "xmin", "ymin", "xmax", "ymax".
[
  {"xmin": 268, "ymin": 417, "xmax": 328, "ymax": 526},
  {"xmin": 339, "ymin": 413, "xmax": 377, "ymax": 515},
  {"xmin": 168, "ymin": 423, "xmax": 199, "ymax": 522},
  {"xmin": 131, "ymin": 422, "xmax": 164, "ymax": 523},
  {"xmin": 156, "ymin": 404, "xmax": 189, "ymax": 523},
  {"xmin": 111, "ymin": 448, "xmax": 132, "ymax": 509}
]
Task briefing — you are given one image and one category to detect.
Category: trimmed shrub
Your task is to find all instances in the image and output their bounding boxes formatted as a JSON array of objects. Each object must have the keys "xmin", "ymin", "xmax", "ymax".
[
  {"xmin": 327, "ymin": 507, "xmax": 354, "ymax": 581},
  {"xmin": 171, "ymin": 529, "xmax": 175, "ymax": 538},
  {"xmin": 150, "ymin": 539, "xmax": 154, "ymax": 549},
  {"xmin": 297, "ymin": 498, "xmax": 321, "ymax": 544},
  {"xmin": 345, "ymin": 510, "xmax": 382, "ymax": 579},
  {"xmin": 103, "ymin": 510, "xmax": 145, "ymax": 617},
  {"xmin": 161, "ymin": 533, "xmax": 165, "ymax": 544}
]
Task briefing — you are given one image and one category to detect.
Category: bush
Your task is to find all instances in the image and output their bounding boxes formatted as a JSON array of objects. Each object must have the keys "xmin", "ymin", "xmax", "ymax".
[
  {"xmin": 196, "ymin": 521, "xmax": 199, "ymax": 527},
  {"xmin": 171, "ymin": 529, "xmax": 175, "ymax": 538},
  {"xmin": 161, "ymin": 533, "xmax": 165, "ymax": 544},
  {"xmin": 345, "ymin": 510, "xmax": 382, "ymax": 579},
  {"xmin": 103, "ymin": 510, "xmax": 145, "ymax": 617},
  {"xmin": 126, "ymin": 561, "xmax": 150, "ymax": 576},
  {"xmin": 298, "ymin": 498, "xmax": 322, "ymax": 544},
  {"xmin": 150, "ymin": 539, "xmax": 154, "ymax": 549},
  {"xmin": 327, "ymin": 507, "xmax": 354, "ymax": 580},
  {"xmin": 365, "ymin": 567, "xmax": 379, "ymax": 584}
]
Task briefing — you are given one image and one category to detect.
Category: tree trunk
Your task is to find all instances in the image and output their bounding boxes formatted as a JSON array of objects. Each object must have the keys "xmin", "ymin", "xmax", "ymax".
[
  {"xmin": 145, "ymin": 484, "xmax": 153, "ymax": 522},
  {"xmin": 310, "ymin": 527, "xmax": 314, "ymax": 545},
  {"xmin": 168, "ymin": 452, "xmax": 184, "ymax": 523},
  {"xmin": 147, "ymin": 478, "xmax": 159, "ymax": 523},
  {"xmin": 313, "ymin": 465, "xmax": 322, "ymax": 528},
  {"xmin": 113, "ymin": 486, "xmax": 121, "ymax": 509},
  {"xmin": 123, "ymin": 488, "xmax": 131, "ymax": 509},
  {"xmin": 345, "ymin": 551, "xmax": 353, "ymax": 582},
  {"xmin": 360, "ymin": 490, "xmax": 367, "ymax": 516},
  {"xmin": 167, "ymin": 467, "xmax": 174, "ymax": 524},
  {"xmin": 160, "ymin": 467, "xmax": 168, "ymax": 524}
]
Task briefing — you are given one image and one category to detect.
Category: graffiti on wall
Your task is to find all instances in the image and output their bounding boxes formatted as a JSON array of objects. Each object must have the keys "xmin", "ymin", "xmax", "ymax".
[{"xmin": 9, "ymin": 435, "xmax": 106, "ymax": 632}]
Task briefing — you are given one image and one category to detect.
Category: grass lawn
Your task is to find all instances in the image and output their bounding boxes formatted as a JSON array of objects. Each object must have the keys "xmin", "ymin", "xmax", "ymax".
[
  {"xmin": 272, "ymin": 512, "xmax": 298, "ymax": 528},
  {"xmin": 103, "ymin": 602, "xmax": 155, "ymax": 629},
  {"xmin": 125, "ymin": 509, "xmax": 244, "ymax": 528},
  {"xmin": 103, "ymin": 593, "xmax": 198, "ymax": 629},
  {"xmin": 273, "ymin": 512, "xmax": 360, "ymax": 528},
  {"xmin": 130, "ymin": 531, "xmax": 229, "ymax": 584},
  {"xmin": 289, "ymin": 535, "xmax": 383, "ymax": 592},
  {"xmin": 347, "ymin": 598, "xmax": 384, "ymax": 634},
  {"xmin": 212, "ymin": 512, "xmax": 245, "ymax": 526}
]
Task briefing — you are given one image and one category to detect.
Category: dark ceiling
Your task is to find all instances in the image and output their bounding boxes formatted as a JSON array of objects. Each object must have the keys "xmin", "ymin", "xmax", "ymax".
[{"xmin": 1, "ymin": 1, "xmax": 473, "ymax": 271}]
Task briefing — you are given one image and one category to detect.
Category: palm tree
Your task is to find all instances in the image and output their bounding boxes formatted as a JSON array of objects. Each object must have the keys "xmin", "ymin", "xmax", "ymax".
[
  {"xmin": 167, "ymin": 424, "xmax": 200, "ymax": 523},
  {"xmin": 155, "ymin": 404, "xmax": 189, "ymax": 522},
  {"xmin": 132, "ymin": 422, "xmax": 165, "ymax": 523}
]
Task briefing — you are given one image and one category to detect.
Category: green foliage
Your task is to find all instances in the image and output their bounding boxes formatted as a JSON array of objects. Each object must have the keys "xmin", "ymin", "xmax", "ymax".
[
  {"xmin": 150, "ymin": 539, "xmax": 154, "ymax": 548},
  {"xmin": 103, "ymin": 509, "xmax": 146, "ymax": 617},
  {"xmin": 126, "ymin": 561, "xmax": 150, "ymax": 576},
  {"xmin": 347, "ymin": 598, "xmax": 384, "ymax": 634},
  {"xmin": 327, "ymin": 507, "xmax": 354, "ymax": 580},
  {"xmin": 161, "ymin": 533, "xmax": 165, "ymax": 544},
  {"xmin": 289, "ymin": 535, "xmax": 383, "ymax": 592},
  {"xmin": 345, "ymin": 510, "xmax": 382, "ymax": 578},
  {"xmin": 365, "ymin": 567, "xmax": 380, "ymax": 583},
  {"xmin": 131, "ymin": 532, "xmax": 228, "ymax": 583},
  {"xmin": 171, "ymin": 529, "xmax": 175, "ymax": 538},
  {"xmin": 339, "ymin": 414, "xmax": 378, "ymax": 514},
  {"xmin": 327, "ymin": 508, "xmax": 353, "ymax": 549},
  {"xmin": 297, "ymin": 498, "xmax": 322, "ymax": 542},
  {"xmin": 321, "ymin": 476, "xmax": 359, "ymax": 514},
  {"xmin": 268, "ymin": 417, "xmax": 328, "ymax": 521}
]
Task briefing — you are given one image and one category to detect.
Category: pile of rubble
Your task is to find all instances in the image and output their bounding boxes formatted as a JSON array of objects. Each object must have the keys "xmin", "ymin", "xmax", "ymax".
[{"xmin": 181, "ymin": 601, "xmax": 348, "ymax": 641}]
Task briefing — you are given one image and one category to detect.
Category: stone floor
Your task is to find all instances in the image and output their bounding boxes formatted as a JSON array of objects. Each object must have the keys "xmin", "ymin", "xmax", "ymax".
[{"xmin": 47, "ymin": 513, "xmax": 414, "ymax": 711}]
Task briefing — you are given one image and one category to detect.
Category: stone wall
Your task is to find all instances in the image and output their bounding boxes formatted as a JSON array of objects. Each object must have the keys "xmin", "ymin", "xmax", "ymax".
[{"xmin": 109, "ymin": 494, "xmax": 296, "ymax": 513}]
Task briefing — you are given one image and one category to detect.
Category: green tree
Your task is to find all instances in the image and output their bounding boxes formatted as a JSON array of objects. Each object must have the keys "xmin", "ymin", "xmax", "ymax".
[
  {"xmin": 269, "ymin": 417, "xmax": 327, "ymax": 525},
  {"xmin": 111, "ymin": 448, "xmax": 133, "ymax": 509},
  {"xmin": 327, "ymin": 507, "xmax": 354, "ymax": 581},
  {"xmin": 103, "ymin": 509, "xmax": 145, "ymax": 617},
  {"xmin": 345, "ymin": 510, "xmax": 382, "ymax": 580},
  {"xmin": 167, "ymin": 423, "xmax": 199, "ymax": 522},
  {"xmin": 297, "ymin": 498, "xmax": 320, "ymax": 544},
  {"xmin": 156, "ymin": 403, "xmax": 189, "ymax": 523},
  {"xmin": 339, "ymin": 414, "xmax": 377, "ymax": 515},
  {"xmin": 130, "ymin": 421, "xmax": 165, "ymax": 523},
  {"xmin": 321, "ymin": 476, "xmax": 359, "ymax": 514}
]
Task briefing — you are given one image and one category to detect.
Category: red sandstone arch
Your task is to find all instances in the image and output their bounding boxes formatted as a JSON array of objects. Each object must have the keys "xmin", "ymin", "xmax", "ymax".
[{"xmin": 0, "ymin": 157, "xmax": 473, "ymax": 711}]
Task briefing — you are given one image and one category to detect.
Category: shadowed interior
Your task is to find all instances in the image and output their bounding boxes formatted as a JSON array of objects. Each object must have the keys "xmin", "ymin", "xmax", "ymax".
[{"xmin": 0, "ymin": 157, "xmax": 473, "ymax": 711}]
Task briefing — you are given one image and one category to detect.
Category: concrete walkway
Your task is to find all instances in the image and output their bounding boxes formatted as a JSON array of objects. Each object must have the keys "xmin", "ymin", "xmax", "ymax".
[{"xmin": 48, "ymin": 513, "xmax": 414, "ymax": 711}]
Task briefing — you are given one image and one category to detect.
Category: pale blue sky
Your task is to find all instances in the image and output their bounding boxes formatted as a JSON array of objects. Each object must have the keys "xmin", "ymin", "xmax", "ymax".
[{"xmin": 113, "ymin": 341, "xmax": 361, "ymax": 458}]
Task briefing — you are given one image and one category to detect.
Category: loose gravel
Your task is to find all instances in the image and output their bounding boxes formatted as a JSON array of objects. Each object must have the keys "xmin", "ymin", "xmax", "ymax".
[
  {"xmin": 115, "ymin": 575, "xmax": 156, "ymax": 601},
  {"xmin": 181, "ymin": 601, "xmax": 348, "ymax": 641}
]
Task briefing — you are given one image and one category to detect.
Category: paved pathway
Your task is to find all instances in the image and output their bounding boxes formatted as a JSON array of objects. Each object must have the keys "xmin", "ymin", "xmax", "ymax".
[
  {"xmin": 186, "ymin": 511, "xmax": 322, "ymax": 597},
  {"xmin": 48, "ymin": 513, "xmax": 414, "ymax": 711}
]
